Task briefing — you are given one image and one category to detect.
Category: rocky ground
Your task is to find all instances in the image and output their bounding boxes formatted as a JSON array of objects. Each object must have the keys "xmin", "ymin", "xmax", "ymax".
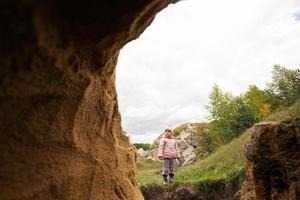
[{"xmin": 142, "ymin": 176, "xmax": 243, "ymax": 200}]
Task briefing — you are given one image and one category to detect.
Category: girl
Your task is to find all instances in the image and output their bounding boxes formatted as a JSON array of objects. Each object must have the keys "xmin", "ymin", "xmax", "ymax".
[{"xmin": 157, "ymin": 128, "xmax": 181, "ymax": 185}]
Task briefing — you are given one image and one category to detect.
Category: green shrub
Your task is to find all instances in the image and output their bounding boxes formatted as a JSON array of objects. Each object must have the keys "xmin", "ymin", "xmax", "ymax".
[
  {"xmin": 173, "ymin": 123, "xmax": 189, "ymax": 137},
  {"xmin": 134, "ymin": 143, "xmax": 151, "ymax": 150},
  {"xmin": 192, "ymin": 122, "xmax": 216, "ymax": 154}
]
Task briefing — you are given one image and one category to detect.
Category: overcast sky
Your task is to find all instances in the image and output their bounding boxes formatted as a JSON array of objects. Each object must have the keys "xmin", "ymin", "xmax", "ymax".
[{"xmin": 116, "ymin": 0, "xmax": 300, "ymax": 143}]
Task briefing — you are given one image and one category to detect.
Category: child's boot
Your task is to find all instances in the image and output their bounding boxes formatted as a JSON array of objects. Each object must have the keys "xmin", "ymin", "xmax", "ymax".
[
  {"xmin": 162, "ymin": 175, "xmax": 168, "ymax": 186},
  {"xmin": 169, "ymin": 173, "xmax": 174, "ymax": 184}
]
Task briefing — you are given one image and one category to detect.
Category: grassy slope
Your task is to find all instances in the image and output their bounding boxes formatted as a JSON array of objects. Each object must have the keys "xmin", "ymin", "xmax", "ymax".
[
  {"xmin": 137, "ymin": 101, "xmax": 300, "ymax": 188},
  {"xmin": 137, "ymin": 158, "xmax": 162, "ymax": 186}
]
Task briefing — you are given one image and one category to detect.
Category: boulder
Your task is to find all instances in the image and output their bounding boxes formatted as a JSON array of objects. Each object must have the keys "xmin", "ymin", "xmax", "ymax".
[
  {"xmin": 151, "ymin": 148, "xmax": 159, "ymax": 159},
  {"xmin": 137, "ymin": 148, "xmax": 151, "ymax": 158},
  {"xmin": 146, "ymin": 150, "xmax": 152, "ymax": 157},
  {"xmin": 177, "ymin": 139, "xmax": 189, "ymax": 150},
  {"xmin": 182, "ymin": 152, "xmax": 196, "ymax": 166},
  {"xmin": 146, "ymin": 156, "xmax": 155, "ymax": 161},
  {"xmin": 142, "ymin": 185, "xmax": 199, "ymax": 200},
  {"xmin": 179, "ymin": 130, "xmax": 198, "ymax": 146},
  {"xmin": 180, "ymin": 130, "xmax": 191, "ymax": 140},
  {"xmin": 173, "ymin": 185, "xmax": 198, "ymax": 200},
  {"xmin": 198, "ymin": 151, "xmax": 209, "ymax": 159},
  {"xmin": 234, "ymin": 120, "xmax": 300, "ymax": 200},
  {"xmin": 174, "ymin": 158, "xmax": 181, "ymax": 166},
  {"xmin": 182, "ymin": 146, "xmax": 195, "ymax": 158}
]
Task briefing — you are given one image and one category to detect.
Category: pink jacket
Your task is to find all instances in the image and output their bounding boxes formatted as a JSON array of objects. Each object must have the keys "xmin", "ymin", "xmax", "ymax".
[{"xmin": 158, "ymin": 137, "xmax": 181, "ymax": 159}]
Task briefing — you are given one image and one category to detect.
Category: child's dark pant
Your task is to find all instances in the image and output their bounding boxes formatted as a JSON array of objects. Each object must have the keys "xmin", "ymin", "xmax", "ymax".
[{"xmin": 162, "ymin": 158, "xmax": 175, "ymax": 176}]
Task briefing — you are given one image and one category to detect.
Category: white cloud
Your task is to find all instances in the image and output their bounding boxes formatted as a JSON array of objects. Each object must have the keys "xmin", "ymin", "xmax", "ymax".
[{"xmin": 116, "ymin": 0, "xmax": 300, "ymax": 143}]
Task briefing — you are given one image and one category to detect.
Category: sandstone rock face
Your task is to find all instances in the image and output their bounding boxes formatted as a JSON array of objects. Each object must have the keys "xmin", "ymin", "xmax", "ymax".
[
  {"xmin": 235, "ymin": 120, "xmax": 300, "ymax": 200},
  {"xmin": 0, "ymin": 0, "xmax": 176, "ymax": 199}
]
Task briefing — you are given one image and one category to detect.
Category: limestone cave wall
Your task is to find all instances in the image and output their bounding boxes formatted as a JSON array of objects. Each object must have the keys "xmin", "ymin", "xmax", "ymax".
[{"xmin": 0, "ymin": 0, "xmax": 176, "ymax": 199}]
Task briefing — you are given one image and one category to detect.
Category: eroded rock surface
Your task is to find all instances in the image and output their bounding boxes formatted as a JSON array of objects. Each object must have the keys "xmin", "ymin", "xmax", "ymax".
[
  {"xmin": 0, "ymin": 0, "xmax": 176, "ymax": 199},
  {"xmin": 235, "ymin": 120, "xmax": 300, "ymax": 200},
  {"xmin": 142, "ymin": 176, "xmax": 243, "ymax": 200}
]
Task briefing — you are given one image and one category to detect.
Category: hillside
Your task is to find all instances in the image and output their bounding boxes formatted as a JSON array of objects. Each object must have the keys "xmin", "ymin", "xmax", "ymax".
[{"xmin": 138, "ymin": 100, "xmax": 300, "ymax": 199}]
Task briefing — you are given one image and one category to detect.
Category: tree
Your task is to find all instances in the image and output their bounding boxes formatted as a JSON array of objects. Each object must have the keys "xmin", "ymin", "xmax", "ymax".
[
  {"xmin": 259, "ymin": 103, "xmax": 271, "ymax": 118},
  {"xmin": 206, "ymin": 85, "xmax": 234, "ymax": 121},
  {"xmin": 206, "ymin": 85, "xmax": 257, "ymax": 144},
  {"xmin": 230, "ymin": 96, "xmax": 257, "ymax": 136},
  {"xmin": 267, "ymin": 65, "xmax": 300, "ymax": 106},
  {"xmin": 205, "ymin": 66, "xmax": 300, "ymax": 145},
  {"xmin": 206, "ymin": 85, "xmax": 234, "ymax": 142},
  {"xmin": 243, "ymin": 85, "xmax": 269, "ymax": 119},
  {"xmin": 192, "ymin": 122, "xmax": 215, "ymax": 153},
  {"xmin": 133, "ymin": 143, "xmax": 150, "ymax": 150}
]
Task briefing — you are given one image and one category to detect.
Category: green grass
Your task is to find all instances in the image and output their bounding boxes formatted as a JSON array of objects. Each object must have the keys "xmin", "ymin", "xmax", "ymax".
[
  {"xmin": 137, "ymin": 100, "xmax": 300, "ymax": 188},
  {"xmin": 175, "ymin": 129, "xmax": 249, "ymax": 185},
  {"xmin": 264, "ymin": 100, "xmax": 300, "ymax": 122},
  {"xmin": 136, "ymin": 158, "xmax": 162, "ymax": 186}
]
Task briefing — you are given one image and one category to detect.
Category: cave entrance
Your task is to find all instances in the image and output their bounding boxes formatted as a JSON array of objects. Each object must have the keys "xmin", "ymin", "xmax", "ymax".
[
  {"xmin": 115, "ymin": 0, "xmax": 300, "ymax": 195},
  {"xmin": 2, "ymin": 0, "xmax": 300, "ymax": 199},
  {"xmin": 116, "ymin": 0, "xmax": 300, "ymax": 144}
]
